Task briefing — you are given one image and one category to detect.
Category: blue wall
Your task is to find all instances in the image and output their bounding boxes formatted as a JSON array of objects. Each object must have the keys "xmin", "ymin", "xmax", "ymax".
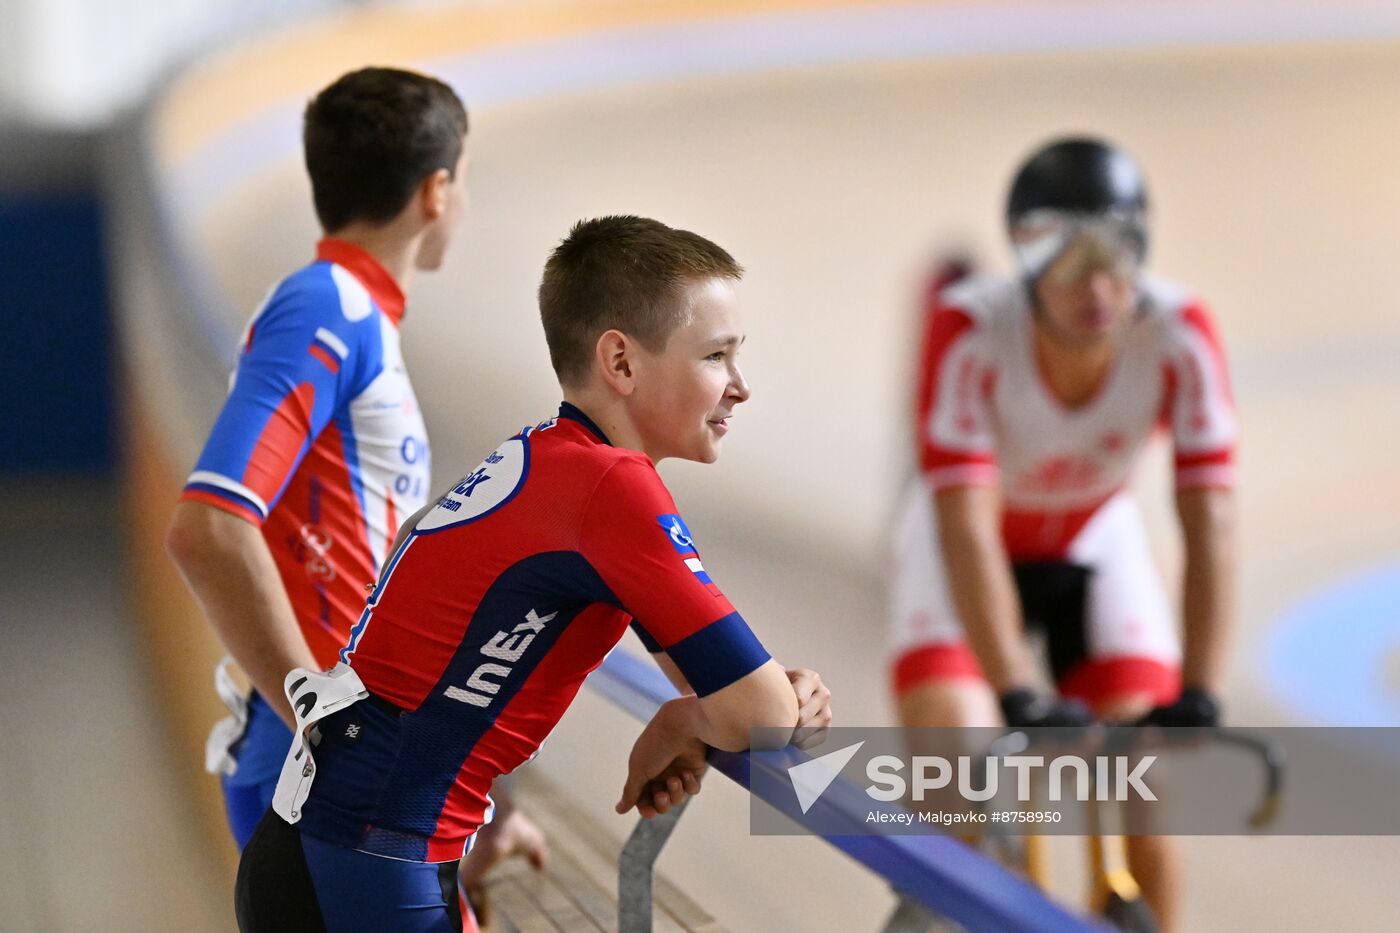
[{"xmin": 0, "ymin": 189, "xmax": 115, "ymax": 473}]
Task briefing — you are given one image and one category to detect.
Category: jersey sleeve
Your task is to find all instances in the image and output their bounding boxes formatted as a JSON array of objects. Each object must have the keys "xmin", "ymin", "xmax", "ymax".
[
  {"xmin": 180, "ymin": 277, "xmax": 384, "ymax": 524},
  {"xmin": 1165, "ymin": 301, "xmax": 1238, "ymax": 490},
  {"xmin": 916, "ymin": 305, "xmax": 999, "ymax": 491},
  {"xmin": 578, "ymin": 457, "xmax": 771, "ymax": 696},
  {"xmin": 629, "ymin": 620, "xmax": 663, "ymax": 653}
]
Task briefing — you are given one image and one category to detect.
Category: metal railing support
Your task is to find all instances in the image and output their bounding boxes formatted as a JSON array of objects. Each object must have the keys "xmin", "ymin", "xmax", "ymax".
[{"xmin": 618, "ymin": 798, "xmax": 691, "ymax": 932}]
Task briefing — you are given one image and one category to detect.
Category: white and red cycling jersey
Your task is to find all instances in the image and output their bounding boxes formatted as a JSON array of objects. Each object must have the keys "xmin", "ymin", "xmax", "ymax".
[
  {"xmin": 917, "ymin": 273, "xmax": 1235, "ymax": 556},
  {"xmin": 891, "ymin": 272, "xmax": 1237, "ymax": 704}
]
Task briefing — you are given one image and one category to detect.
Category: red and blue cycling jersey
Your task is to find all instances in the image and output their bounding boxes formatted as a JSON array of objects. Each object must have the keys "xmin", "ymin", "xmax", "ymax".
[
  {"xmin": 293, "ymin": 404, "xmax": 770, "ymax": 862},
  {"xmin": 181, "ymin": 239, "xmax": 431, "ymax": 666}
]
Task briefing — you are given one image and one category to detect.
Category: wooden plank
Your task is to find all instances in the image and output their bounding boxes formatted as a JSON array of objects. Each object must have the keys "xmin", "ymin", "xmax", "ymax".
[
  {"xmin": 487, "ymin": 875, "xmax": 562, "ymax": 933},
  {"xmin": 654, "ymin": 876, "xmax": 721, "ymax": 931},
  {"xmin": 520, "ymin": 775, "xmax": 715, "ymax": 928},
  {"xmin": 480, "ymin": 770, "xmax": 723, "ymax": 932},
  {"xmin": 533, "ymin": 843, "xmax": 618, "ymax": 932},
  {"xmin": 480, "ymin": 895, "xmax": 520, "ymax": 933},
  {"xmin": 530, "ymin": 870, "xmax": 602, "ymax": 933}
]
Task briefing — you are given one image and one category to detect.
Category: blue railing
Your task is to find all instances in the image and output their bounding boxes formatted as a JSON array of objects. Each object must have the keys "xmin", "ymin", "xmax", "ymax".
[{"xmin": 587, "ymin": 649, "xmax": 1107, "ymax": 933}]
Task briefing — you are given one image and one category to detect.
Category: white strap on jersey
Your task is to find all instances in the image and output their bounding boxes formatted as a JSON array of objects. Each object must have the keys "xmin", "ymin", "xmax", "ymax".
[
  {"xmin": 466, "ymin": 795, "xmax": 497, "ymax": 857},
  {"xmin": 271, "ymin": 662, "xmax": 369, "ymax": 824},
  {"xmin": 204, "ymin": 656, "xmax": 249, "ymax": 776}
]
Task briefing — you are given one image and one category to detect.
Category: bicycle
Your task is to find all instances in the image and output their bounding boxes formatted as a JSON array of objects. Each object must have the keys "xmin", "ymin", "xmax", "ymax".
[
  {"xmin": 991, "ymin": 724, "xmax": 1284, "ymax": 932},
  {"xmin": 881, "ymin": 724, "xmax": 1283, "ymax": 933}
]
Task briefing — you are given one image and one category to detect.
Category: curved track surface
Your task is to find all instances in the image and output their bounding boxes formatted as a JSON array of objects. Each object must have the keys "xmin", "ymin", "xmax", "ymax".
[{"xmin": 173, "ymin": 6, "xmax": 1400, "ymax": 929}]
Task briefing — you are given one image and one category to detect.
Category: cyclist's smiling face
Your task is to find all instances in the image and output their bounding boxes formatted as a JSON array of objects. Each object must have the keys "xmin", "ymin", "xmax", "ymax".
[{"xmin": 630, "ymin": 276, "xmax": 751, "ymax": 464}]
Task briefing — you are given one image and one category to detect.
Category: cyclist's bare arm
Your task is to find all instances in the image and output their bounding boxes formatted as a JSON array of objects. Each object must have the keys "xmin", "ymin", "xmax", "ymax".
[
  {"xmin": 1175, "ymin": 486, "xmax": 1237, "ymax": 693},
  {"xmin": 659, "ymin": 660, "xmax": 798, "ymax": 752},
  {"xmin": 165, "ymin": 500, "xmax": 316, "ymax": 730},
  {"xmin": 934, "ymin": 485, "xmax": 1035, "ymax": 693},
  {"xmin": 653, "ymin": 652, "xmax": 830, "ymax": 742},
  {"xmin": 653, "ymin": 652, "xmax": 693, "ymax": 695},
  {"xmin": 616, "ymin": 660, "xmax": 800, "ymax": 815}
]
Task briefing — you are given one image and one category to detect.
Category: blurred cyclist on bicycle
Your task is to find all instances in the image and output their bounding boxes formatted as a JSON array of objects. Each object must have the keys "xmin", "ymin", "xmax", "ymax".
[{"xmin": 889, "ymin": 137, "xmax": 1237, "ymax": 932}]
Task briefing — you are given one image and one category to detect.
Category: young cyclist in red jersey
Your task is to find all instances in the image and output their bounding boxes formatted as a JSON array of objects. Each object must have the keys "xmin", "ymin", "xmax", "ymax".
[
  {"xmin": 164, "ymin": 66, "xmax": 544, "ymax": 884},
  {"xmin": 890, "ymin": 138, "xmax": 1238, "ymax": 932},
  {"xmin": 233, "ymin": 215, "xmax": 833, "ymax": 932}
]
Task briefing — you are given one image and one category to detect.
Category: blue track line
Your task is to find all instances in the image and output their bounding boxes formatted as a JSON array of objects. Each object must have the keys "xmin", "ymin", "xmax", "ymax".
[{"xmin": 1263, "ymin": 560, "xmax": 1400, "ymax": 728}]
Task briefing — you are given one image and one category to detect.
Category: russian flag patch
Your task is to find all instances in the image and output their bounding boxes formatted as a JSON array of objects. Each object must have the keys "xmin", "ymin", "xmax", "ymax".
[{"xmin": 683, "ymin": 556, "xmax": 713, "ymax": 584}]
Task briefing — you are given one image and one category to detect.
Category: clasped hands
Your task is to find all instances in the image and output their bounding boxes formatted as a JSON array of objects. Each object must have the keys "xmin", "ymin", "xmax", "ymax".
[{"xmin": 616, "ymin": 668, "xmax": 832, "ymax": 819}]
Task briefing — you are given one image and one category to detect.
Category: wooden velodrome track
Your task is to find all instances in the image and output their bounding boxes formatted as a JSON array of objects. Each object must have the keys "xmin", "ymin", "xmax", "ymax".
[{"xmin": 129, "ymin": 1, "xmax": 1400, "ymax": 929}]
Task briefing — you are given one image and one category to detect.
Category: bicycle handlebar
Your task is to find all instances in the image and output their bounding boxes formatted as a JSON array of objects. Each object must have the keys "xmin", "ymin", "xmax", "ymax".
[{"xmin": 984, "ymin": 724, "xmax": 1286, "ymax": 829}]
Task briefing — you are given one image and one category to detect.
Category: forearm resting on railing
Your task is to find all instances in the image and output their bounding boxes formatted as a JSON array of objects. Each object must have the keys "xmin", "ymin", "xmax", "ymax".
[{"xmin": 675, "ymin": 659, "xmax": 799, "ymax": 752}]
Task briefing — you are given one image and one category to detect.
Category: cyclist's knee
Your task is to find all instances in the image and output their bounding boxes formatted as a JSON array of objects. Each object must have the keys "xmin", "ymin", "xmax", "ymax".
[
  {"xmin": 898, "ymin": 677, "xmax": 1000, "ymax": 728},
  {"xmin": 1093, "ymin": 693, "xmax": 1156, "ymax": 723}
]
